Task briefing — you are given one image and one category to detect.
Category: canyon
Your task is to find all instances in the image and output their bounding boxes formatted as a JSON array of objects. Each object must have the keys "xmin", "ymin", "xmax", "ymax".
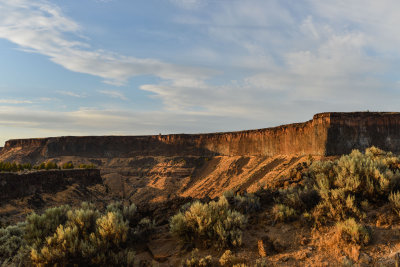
[{"xmin": 1, "ymin": 111, "xmax": 400, "ymax": 207}]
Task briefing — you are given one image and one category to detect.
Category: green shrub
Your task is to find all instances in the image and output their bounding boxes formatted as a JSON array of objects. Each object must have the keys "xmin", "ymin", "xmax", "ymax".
[
  {"xmin": 275, "ymin": 185, "xmax": 319, "ymax": 212},
  {"xmin": 106, "ymin": 201, "xmax": 137, "ymax": 224},
  {"xmin": 0, "ymin": 162, "xmax": 32, "ymax": 172},
  {"xmin": 0, "ymin": 223, "xmax": 29, "ymax": 266},
  {"xmin": 170, "ymin": 196, "xmax": 247, "ymax": 248},
  {"xmin": 389, "ymin": 191, "xmax": 400, "ymax": 215},
  {"xmin": 335, "ymin": 218, "xmax": 370, "ymax": 245},
  {"xmin": 78, "ymin": 164, "xmax": 96, "ymax": 169},
  {"xmin": 223, "ymin": 191, "xmax": 260, "ymax": 214},
  {"xmin": 219, "ymin": 249, "xmax": 242, "ymax": 266},
  {"xmin": 62, "ymin": 162, "xmax": 74, "ymax": 169},
  {"xmin": 182, "ymin": 249, "xmax": 214, "ymax": 267},
  {"xmin": 272, "ymin": 204, "xmax": 297, "ymax": 222},
  {"xmin": 25, "ymin": 205, "xmax": 70, "ymax": 248},
  {"xmin": 307, "ymin": 147, "xmax": 400, "ymax": 225},
  {"xmin": 30, "ymin": 203, "xmax": 135, "ymax": 266},
  {"xmin": 45, "ymin": 161, "xmax": 58, "ymax": 170}
]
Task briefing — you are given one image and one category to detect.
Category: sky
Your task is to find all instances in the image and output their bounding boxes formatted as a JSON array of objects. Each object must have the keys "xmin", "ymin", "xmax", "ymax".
[{"xmin": 0, "ymin": 0, "xmax": 400, "ymax": 145}]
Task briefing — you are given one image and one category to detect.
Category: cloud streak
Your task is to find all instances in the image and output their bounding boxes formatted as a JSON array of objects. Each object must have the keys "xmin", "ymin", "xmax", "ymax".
[
  {"xmin": 99, "ymin": 90, "xmax": 128, "ymax": 101},
  {"xmin": 0, "ymin": 0, "xmax": 215, "ymax": 86}
]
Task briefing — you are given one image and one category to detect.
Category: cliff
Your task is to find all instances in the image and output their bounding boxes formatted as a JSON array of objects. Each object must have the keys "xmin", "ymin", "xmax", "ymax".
[
  {"xmin": 0, "ymin": 169, "xmax": 102, "ymax": 200},
  {"xmin": 1, "ymin": 112, "xmax": 400, "ymax": 160}
]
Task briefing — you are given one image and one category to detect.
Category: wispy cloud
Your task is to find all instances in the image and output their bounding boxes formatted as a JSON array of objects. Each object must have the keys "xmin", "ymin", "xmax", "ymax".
[
  {"xmin": 57, "ymin": 91, "xmax": 87, "ymax": 98},
  {"xmin": 0, "ymin": 1, "xmax": 215, "ymax": 86},
  {"xmin": 99, "ymin": 90, "xmax": 128, "ymax": 101},
  {"xmin": 0, "ymin": 99, "xmax": 33, "ymax": 104}
]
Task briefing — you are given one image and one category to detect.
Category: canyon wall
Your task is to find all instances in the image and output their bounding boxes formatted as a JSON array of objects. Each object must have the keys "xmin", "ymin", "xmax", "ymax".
[
  {"xmin": 0, "ymin": 169, "xmax": 102, "ymax": 200},
  {"xmin": 2, "ymin": 112, "xmax": 400, "ymax": 161}
]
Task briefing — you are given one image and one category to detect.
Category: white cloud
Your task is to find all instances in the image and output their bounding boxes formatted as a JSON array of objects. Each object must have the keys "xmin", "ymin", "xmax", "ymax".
[
  {"xmin": 99, "ymin": 90, "xmax": 128, "ymax": 101},
  {"xmin": 0, "ymin": 99, "xmax": 33, "ymax": 104},
  {"xmin": 0, "ymin": 0, "xmax": 216, "ymax": 86},
  {"xmin": 57, "ymin": 91, "xmax": 86, "ymax": 98}
]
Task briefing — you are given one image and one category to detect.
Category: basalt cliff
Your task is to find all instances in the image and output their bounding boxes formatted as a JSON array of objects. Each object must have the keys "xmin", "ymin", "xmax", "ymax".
[
  {"xmin": 1, "ymin": 112, "xmax": 400, "ymax": 207},
  {"xmin": 2, "ymin": 112, "xmax": 400, "ymax": 160}
]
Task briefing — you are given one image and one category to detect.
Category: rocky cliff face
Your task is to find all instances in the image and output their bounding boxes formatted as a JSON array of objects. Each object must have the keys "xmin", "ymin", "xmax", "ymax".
[{"xmin": 2, "ymin": 112, "xmax": 400, "ymax": 161}]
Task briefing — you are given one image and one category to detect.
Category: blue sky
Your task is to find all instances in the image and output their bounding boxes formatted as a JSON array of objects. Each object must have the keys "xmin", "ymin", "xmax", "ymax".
[{"xmin": 1, "ymin": 0, "xmax": 400, "ymax": 145}]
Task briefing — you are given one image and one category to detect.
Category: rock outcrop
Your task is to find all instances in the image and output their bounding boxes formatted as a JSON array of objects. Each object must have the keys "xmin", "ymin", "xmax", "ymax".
[
  {"xmin": 1, "ymin": 112, "xmax": 400, "ymax": 161},
  {"xmin": 0, "ymin": 169, "xmax": 102, "ymax": 200}
]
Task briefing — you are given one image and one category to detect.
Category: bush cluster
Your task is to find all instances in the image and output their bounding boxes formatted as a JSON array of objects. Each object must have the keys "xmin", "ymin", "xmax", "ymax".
[
  {"xmin": 170, "ymin": 196, "xmax": 247, "ymax": 248},
  {"xmin": 308, "ymin": 147, "xmax": 400, "ymax": 225},
  {"xmin": 0, "ymin": 162, "xmax": 32, "ymax": 172},
  {"xmin": 223, "ymin": 191, "xmax": 260, "ymax": 214},
  {"xmin": 0, "ymin": 201, "xmax": 152, "ymax": 266},
  {"xmin": 0, "ymin": 161, "xmax": 97, "ymax": 173},
  {"xmin": 335, "ymin": 218, "xmax": 370, "ymax": 245},
  {"xmin": 33, "ymin": 161, "xmax": 59, "ymax": 170},
  {"xmin": 0, "ymin": 223, "xmax": 29, "ymax": 266},
  {"xmin": 268, "ymin": 147, "xmax": 399, "ymax": 245}
]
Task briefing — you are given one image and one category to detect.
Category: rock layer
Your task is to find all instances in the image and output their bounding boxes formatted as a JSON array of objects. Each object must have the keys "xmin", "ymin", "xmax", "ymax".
[{"xmin": 1, "ymin": 112, "xmax": 400, "ymax": 161}]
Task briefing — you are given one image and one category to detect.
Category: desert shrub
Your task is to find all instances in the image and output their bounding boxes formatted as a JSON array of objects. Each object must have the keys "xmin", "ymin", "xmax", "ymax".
[
  {"xmin": 335, "ymin": 218, "xmax": 370, "ymax": 245},
  {"xmin": 223, "ymin": 191, "xmax": 260, "ymax": 214},
  {"xmin": 133, "ymin": 218, "xmax": 155, "ymax": 241},
  {"xmin": 0, "ymin": 223, "xmax": 30, "ymax": 266},
  {"xmin": 275, "ymin": 185, "xmax": 319, "ymax": 212},
  {"xmin": 45, "ymin": 161, "xmax": 58, "ymax": 170},
  {"xmin": 182, "ymin": 249, "xmax": 214, "ymax": 267},
  {"xmin": 25, "ymin": 205, "xmax": 70, "ymax": 248},
  {"xmin": 106, "ymin": 201, "xmax": 153, "ymax": 241},
  {"xmin": 30, "ymin": 203, "xmax": 135, "ymax": 266},
  {"xmin": 106, "ymin": 201, "xmax": 137, "ymax": 223},
  {"xmin": 311, "ymin": 187, "xmax": 363, "ymax": 225},
  {"xmin": 170, "ymin": 196, "xmax": 247, "ymax": 248},
  {"xmin": 219, "ymin": 250, "xmax": 242, "ymax": 266},
  {"xmin": 0, "ymin": 162, "xmax": 32, "ymax": 172},
  {"xmin": 78, "ymin": 164, "xmax": 96, "ymax": 169},
  {"xmin": 272, "ymin": 204, "xmax": 297, "ymax": 222},
  {"xmin": 62, "ymin": 162, "xmax": 74, "ymax": 169},
  {"xmin": 389, "ymin": 191, "xmax": 400, "ymax": 215},
  {"xmin": 307, "ymin": 147, "xmax": 400, "ymax": 224}
]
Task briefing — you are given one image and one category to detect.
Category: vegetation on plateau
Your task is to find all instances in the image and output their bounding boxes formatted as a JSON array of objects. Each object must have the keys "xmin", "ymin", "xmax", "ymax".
[{"xmin": 0, "ymin": 161, "xmax": 96, "ymax": 172}]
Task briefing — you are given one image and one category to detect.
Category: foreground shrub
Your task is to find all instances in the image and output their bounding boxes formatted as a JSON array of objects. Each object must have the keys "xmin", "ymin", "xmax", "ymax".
[
  {"xmin": 170, "ymin": 196, "xmax": 247, "ymax": 248},
  {"xmin": 219, "ymin": 250, "xmax": 242, "ymax": 266},
  {"xmin": 30, "ymin": 203, "xmax": 135, "ymax": 266},
  {"xmin": 335, "ymin": 218, "xmax": 370, "ymax": 246},
  {"xmin": 389, "ymin": 191, "xmax": 400, "ymax": 215},
  {"xmin": 25, "ymin": 205, "xmax": 70, "ymax": 249},
  {"xmin": 0, "ymin": 223, "xmax": 29, "ymax": 266},
  {"xmin": 272, "ymin": 204, "xmax": 297, "ymax": 222},
  {"xmin": 182, "ymin": 249, "xmax": 213, "ymax": 267},
  {"xmin": 308, "ymin": 147, "xmax": 400, "ymax": 224}
]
